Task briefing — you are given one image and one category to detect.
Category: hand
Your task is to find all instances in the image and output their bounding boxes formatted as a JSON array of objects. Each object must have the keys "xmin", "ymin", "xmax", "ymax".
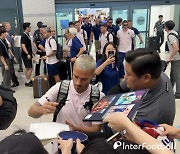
[
  {"xmin": 0, "ymin": 96, "xmax": 3, "ymax": 107},
  {"xmin": 159, "ymin": 124, "xmax": 180, "ymax": 139},
  {"xmin": 66, "ymin": 121, "xmax": 77, "ymax": 131},
  {"xmin": 70, "ymin": 57, "xmax": 76, "ymax": 62},
  {"xmin": 58, "ymin": 138, "xmax": 73, "ymax": 154},
  {"xmin": 42, "ymin": 102, "xmax": 59, "ymax": 115},
  {"xmin": 4, "ymin": 64, "xmax": 9, "ymax": 70},
  {"xmin": 37, "ymin": 49, "xmax": 42, "ymax": 53},
  {"xmin": 76, "ymin": 139, "xmax": 85, "ymax": 154},
  {"xmin": 105, "ymin": 56, "xmax": 115, "ymax": 66},
  {"xmin": 103, "ymin": 112, "xmax": 131, "ymax": 131},
  {"xmin": 140, "ymin": 40, "xmax": 144, "ymax": 44},
  {"xmin": 41, "ymin": 56, "xmax": 47, "ymax": 60},
  {"xmin": 167, "ymin": 57, "xmax": 172, "ymax": 63},
  {"xmin": 27, "ymin": 54, "xmax": 31, "ymax": 60},
  {"xmin": 13, "ymin": 57, "xmax": 17, "ymax": 63}
]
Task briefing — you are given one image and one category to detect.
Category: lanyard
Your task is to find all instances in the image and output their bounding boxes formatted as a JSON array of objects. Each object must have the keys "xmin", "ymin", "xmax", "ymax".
[
  {"xmin": 24, "ymin": 32, "xmax": 31, "ymax": 40},
  {"xmin": 0, "ymin": 39, "xmax": 12, "ymax": 59}
]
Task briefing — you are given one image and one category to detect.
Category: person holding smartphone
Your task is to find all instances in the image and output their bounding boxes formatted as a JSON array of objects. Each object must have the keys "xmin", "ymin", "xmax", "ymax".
[{"xmin": 95, "ymin": 42, "xmax": 120, "ymax": 94}]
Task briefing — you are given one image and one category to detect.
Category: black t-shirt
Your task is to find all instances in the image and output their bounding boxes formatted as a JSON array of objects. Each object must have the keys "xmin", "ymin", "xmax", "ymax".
[
  {"xmin": 0, "ymin": 38, "xmax": 9, "ymax": 59},
  {"xmin": 21, "ymin": 32, "xmax": 32, "ymax": 57}
]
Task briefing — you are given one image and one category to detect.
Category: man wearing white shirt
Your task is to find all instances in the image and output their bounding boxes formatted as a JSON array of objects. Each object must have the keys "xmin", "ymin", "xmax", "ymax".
[
  {"xmin": 117, "ymin": 20, "xmax": 135, "ymax": 79},
  {"xmin": 99, "ymin": 24, "xmax": 113, "ymax": 55},
  {"xmin": 28, "ymin": 55, "xmax": 104, "ymax": 133},
  {"xmin": 42, "ymin": 27, "xmax": 60, "ymax": 83},
  {"xmin": 74, "ymin": 21, "xmax": 87, "ymax": 51}
]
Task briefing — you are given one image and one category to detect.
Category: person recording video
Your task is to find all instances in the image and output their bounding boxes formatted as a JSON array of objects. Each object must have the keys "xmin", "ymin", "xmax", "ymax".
[{"xmin": 95, "ymin": 42, "xmax": 121, "ymax": 94}]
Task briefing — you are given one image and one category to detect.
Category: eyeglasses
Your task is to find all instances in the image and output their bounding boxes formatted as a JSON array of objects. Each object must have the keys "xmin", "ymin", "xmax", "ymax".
[
  {"xmin": 51, "ymin": 31, "xmax": 55, "ymax": 32},
  {"xmin": 123, "ymin": 24, "xmax": 128, "ymax": 27},
  {"xmin": 109, "ymin": 22, "xmax": 113, "ymax": 23}
]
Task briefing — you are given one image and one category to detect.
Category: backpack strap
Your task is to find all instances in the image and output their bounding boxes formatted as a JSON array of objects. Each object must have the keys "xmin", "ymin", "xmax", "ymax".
[
  {"xmin": 83, "ymin": 85, "xmax": 100, "ymax": 112},
  {"xmin": 48, "ymin": 38, "xmax": 54, "ymax": 48},
  {"xmin": 167, "ymin": 33, "xmax": 178, "ymax": 42},
  {"xmin": 107, "ymin": 32, "xmax": 110, "ymax": 42},
  {"xmin": 53, "ymin": 80, "xmax": 70, "ymax": 122}
]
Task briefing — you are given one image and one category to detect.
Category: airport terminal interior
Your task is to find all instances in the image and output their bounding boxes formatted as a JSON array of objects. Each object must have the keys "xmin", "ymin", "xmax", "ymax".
[{"xmin": 0, "ymin": 0, "xmax": 180, "ymax": 153}]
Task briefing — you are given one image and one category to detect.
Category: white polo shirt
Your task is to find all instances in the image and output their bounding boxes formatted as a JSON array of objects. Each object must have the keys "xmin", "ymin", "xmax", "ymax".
[
  {"xmin": 38, "ymin": 80, "xmax": 105, "ymax": 127},
  {"xmin": 99, "ymin": 31, "xmax": 113, "ymax": 54},
  {"xmin": 117, "ymin": 29, "xmax": 135, "ymax": 53},
  {"xmin": 45, "ymin": 36, "xmax": 59, "ymax": 64},
  {"xmin": 76, "ymin": 29, "xmax": 87, "ymax": 50}
]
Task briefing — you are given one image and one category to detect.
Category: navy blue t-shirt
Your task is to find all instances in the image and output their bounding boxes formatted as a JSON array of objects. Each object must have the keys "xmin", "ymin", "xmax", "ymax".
[
  {"xmin": 113, "ymin": 25, "xmax": 120, "ymax": 35},
  {"xmin": 82, "ymin": 23, "xmax": 92, "ymax": 39},
  {"xmin": 70, "ymin": 36, "xmax": 83, "ymax": 58},
  {"xmin": 40, "ymin": 38, "xmax": 46, "ymax": 47},
  {"xmin": 132, "ymin": 27, "xmax": 140, "ymax": 36},
  {"xmin": 96, "ymin": 59, "xmax": 120, "ymax": 94},
  {"xmin": 92, "ymin": 24, "xmax": 101, "ymax": 40}
]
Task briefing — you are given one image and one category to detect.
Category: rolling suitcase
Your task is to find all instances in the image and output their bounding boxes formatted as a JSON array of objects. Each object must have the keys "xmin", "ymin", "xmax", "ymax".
[
  {"xmin": 147, "ymin": 36, "xmax": 158, "ymax": 52},
  {"xmin": 32, "ymin": 76, "xmax": 49, "ymax": 98}
]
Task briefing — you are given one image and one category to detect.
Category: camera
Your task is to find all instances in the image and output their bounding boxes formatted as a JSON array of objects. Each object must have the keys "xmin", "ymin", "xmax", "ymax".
[{"xmin": 108, "ymin": 51, "xmax": 114, "ymax": 58}]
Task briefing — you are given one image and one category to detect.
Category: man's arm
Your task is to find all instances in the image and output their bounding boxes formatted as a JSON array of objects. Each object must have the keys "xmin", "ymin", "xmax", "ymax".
[
  {"xmin": 28, "ymin": 101, "xmax": 58, "ymax": 118},
  {"xmin": 21, "ymin": 44, "xmax": 29, "ymax": 55},
  {"xmin": 138, "ymin": 34, "xmax": 143, "ymax": 44},
  {"xmin": 168, "ymin": 42, "xmax": 179, "ymax": 61},
  {"xmin": 0, "ymin": 56, "xmax": 8, "ymax": 70},
  {"xmin": 104, "ymin": 112, "xmax": 173, "ymax": 154},
  {"xmin": 66, "ymin": 121, "xmax": 102, "ymax": 133}
]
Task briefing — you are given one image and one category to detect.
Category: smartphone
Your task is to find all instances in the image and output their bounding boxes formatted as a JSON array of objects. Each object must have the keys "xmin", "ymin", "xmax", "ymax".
[{"xmin": 108, "ymin": 51, "xmax": 114, "ymax": 58}]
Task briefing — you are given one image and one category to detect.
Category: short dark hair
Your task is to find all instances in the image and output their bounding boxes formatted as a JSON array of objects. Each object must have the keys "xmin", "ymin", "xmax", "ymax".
[
  {"xmin": 81, "ymin": 138, "xmax": 116, "ymax": 154},
  {"xmin": 22, "ymin": 22, "xmax": 31, "ymax": 30},
  {"xmin": 74, "ymin": 21, "xmax": 80, "ymax": 25},
  {"xmin": 164, "ymin": 20, "xmax": 175, "ymax": 31},
  {"xmin": 122, "ymin": 20, "xmax": 128, "ymax": 25},
  {"xmin": 100, "ymin": 24, "xmax": 107, "ymax": 28},
  {"xmin": 69, "ymin": 21, "xmax": 74, "ymax": 27},
  {"xmin": 125, "ymin": 48, "xmax": 162, "ymax": 79},
  {"xmin": 108, "ymin": 18, "xmax": 113, "ymax": 21},
  {"xmin": 37, "ymin": 21, "xmax": 43, "ymax": 28},
  {"xmin": 0, "ymin": 26, "xmax": 7, "ymax": 36},
  {"xmin": 116, "ymin": 18, "xmax": 123, "ymax": 25},
  {"xmin": 159, "ymin": 15, "xmax": 163, "ymax": 18}
]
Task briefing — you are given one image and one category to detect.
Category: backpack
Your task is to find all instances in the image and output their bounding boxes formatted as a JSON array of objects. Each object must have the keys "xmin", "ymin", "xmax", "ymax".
[
  {"xmin": 53, "ymin": 80, "xmax": 100, "ymax": 122},
  {"xmin": 166, "ymin": 32, "xmax": 180, "ymax": 53},
  {"xmin": 49, "ymin": 38, "xmax": 63, "ymax": 60},
  {"xmin": 100, "ymin": 32, "xmax": 117, "ymax": 45}
]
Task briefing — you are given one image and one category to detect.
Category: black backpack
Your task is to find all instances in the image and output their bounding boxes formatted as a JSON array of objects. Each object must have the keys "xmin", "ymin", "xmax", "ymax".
[
  {"xmin": 0, "ymin": 86, "xmax": 17, "ymax": 130},
  {"xmin": 166, "ymin": 32, "xmax": 180, "ymax": 53},
  {"xmin": 100, "ymin": 32, "xmax": 117, "ymax": 45},
  {"xmin": 49, "ymin": 38, "xmax": 63, "ymax": 60},
  {"xmin": 53, "ymin": 80, "xmax": 100, "ymax": 122}
]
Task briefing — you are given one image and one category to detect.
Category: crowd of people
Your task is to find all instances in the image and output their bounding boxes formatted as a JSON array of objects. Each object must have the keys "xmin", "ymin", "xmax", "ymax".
[{"xmin": 0, "ymin": 13, "xmax": 179, "ymax": 154}]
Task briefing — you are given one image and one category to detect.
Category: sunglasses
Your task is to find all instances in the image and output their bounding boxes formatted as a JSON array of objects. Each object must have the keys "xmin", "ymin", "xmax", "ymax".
[
  {"xmin": 51, "ymin": 31, "xmax": 55, "ymax": 32},
  {"xmin": 109, "ymin": 22, "xmax": 113, "ymax": 23},
  {"xmin": 123, "ymin": 24, "xmax": 128, "ymax": 27}
]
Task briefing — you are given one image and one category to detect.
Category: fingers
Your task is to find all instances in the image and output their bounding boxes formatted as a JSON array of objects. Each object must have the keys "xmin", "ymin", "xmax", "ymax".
[{"xmin": 43, "ymin": 102, "xmax": 59, "ymax": 114}]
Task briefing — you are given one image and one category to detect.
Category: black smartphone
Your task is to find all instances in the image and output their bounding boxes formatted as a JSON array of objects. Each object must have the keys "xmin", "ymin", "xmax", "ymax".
[{"xmin": 108, "ymin": 51, "xmax": 114, "ymax": 58}]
